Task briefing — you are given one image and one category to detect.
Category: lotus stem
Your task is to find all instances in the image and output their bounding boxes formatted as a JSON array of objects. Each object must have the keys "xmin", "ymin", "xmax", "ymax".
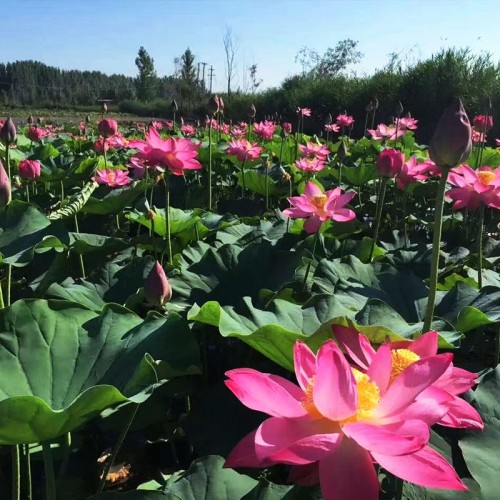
[
  {"xmin": 11, "ymin": 445, "xmax": 20, "ymax": 500},
  {"xmin": 42, "ymin": 442, "xmax": 56, "ymax": 500},
  {"xmin": 25, "ymin": 184, "xmax": 30, "ymax": 203},
  {"xmin": 20, "ymin": 444, "xmax": 32, "ymax": 500},
  {"xmin": 394, "ymin": 477, "xmax": 404, "ymax": 500},
  {"xmin": 477, "ymin": 205, "xmax": 485, "ymax": 289},
  {"xmin": 241, "ymin": 157, "xmax": 247, "ymax": 198},
  {"xmin": 164, "ymin": 174, "xmax": 173, "ymax": 266},
  {"xmin": 6, "ymin": 264, "xmax": 11, "ymax": 306},
  {"xmin": 6, "ymin": 143, "xmax": 11, "ymax": 181},
  {"xmin": 369, "ymin": 177, "xmax": 388, "ymax": 260},
  {"xmin": 302, "ymin": 230, "xmax": 320, "ymax": 292},
  {"xmin": 57, "ymin": 432, "xmax": 71, "ymax": 487},
  {"xmin": 423, "ymin": 170, "xmax": 449, "ymax": 332},
  {"xmin": 73, "ymin": 216, "xmax": 86, "ymax": 278},
  {"xmin": 208, "ymin": 120, "xmax": 213, "ymax": 210},
  {"xmin": 97, "ymin": 403, "xmax": 140, "ymax": 493},
  {"xmin": 0, "ymin": 275, "xmax": 4, "ymax": 309},
  {"xmin": 265, "ymin": 158, "xmax": 270, "ymax": 211}
]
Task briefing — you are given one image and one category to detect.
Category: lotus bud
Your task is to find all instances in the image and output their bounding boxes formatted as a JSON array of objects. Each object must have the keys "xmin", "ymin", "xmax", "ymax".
[
  {"xmin": 429, "ymin": 99, "xmax": 472, "ymax": 169},
  {"xmin": 171, "ymin": 99, "xmax": 178, "ymax": 112},
  {"xmin": 217, "ymin": 96, "xmax": 225, "ymax": 112},
  {"xmin": 325, "ymin": 113, "xmax": 333, "ymax": 125},
  {"xmin": 27, "ymin": 115, "xmax": 34, "ymax": 126},
  {"xmin": 249, "ymin": 104, "xmax": 256, "ymax": 118},
  {"xmin": 18, "ymin": 159, "xmax": 41, "ymax": 180},
  {"xmin": 37, "ymin": 117, "xmax": 43, "ymax": 125},
  {"xmin": 0, "ymin": 117, "xmax": 16, "ymax": 144},
  {"xmin": 376, "ymin": 148, "xmax": 404, "ymax": 177},
  {"xmin": 145, "ymin": 261, "xmax": 172, "ymax": 307},
  {"xmin": 338, "ymin": 141, "xmax": 348, "ymax": 161},
  {"xmin": 365, "ymin": 101, "xmax": 374, "ymax": 113},
  {"xmin": 85, "ymin": 114, "xmax": 92, "ymax": 124},
  {"xmin": 0, "ymin": 160, "xmax": 11, "ymax": 206},
  {"xmin": 98, "ymin": 119, "xmax": 118, "ymax": 138},
  {"xmin": 102, "ymin": 102, "xmax": 108, "ymax": 114},
  {"xmin": 208, "ymin": 95, "xmax": 220, "ymax": 115}
]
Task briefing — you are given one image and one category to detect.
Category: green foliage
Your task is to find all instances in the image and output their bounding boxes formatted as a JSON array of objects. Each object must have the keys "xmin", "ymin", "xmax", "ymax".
[{"xmin": 135, "ymin": 46, "xmax": 158, "ymax": 102}]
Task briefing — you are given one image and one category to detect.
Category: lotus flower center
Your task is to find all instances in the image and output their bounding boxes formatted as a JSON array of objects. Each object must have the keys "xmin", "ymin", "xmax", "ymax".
[
  {"xmin": 310, "ymin": 194, "xmax": 327, "ymax": 210},
  {"xmin": 107, "ymin": 171, "xmax": 116, "ymax": 182},
  {"xmin": 341, "ymin": 369, "xmax": 380, "ymax": 424},
  {"xmin": 477, "ymin": 171, "xmax": 496, "ymax": 186},
  {"xmin": 390, "ymin": 349, "xmax": 420, "ymax": 383},
  {"xmin": 301, "ymin": 369, "xmax": 380, "ymax": 424},
  {"xmin": 164, "ymin": 151, "xmax": 177, "ymax": 167}
]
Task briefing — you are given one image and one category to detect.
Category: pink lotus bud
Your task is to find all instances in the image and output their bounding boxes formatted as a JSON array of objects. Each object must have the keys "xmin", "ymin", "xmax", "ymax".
[
  {"xmin": 376, "ymin": 148, "xmax": 404, "ymax": 177},
  {"xmin": 145, "ymin": 261, "xmax": 172, "ymax": 307},
  {"xmin": 27, "ymin": 127, "xmax": 46, "ymax": 142},
  {"xmin": 18, "ymin": 159, "xmax": 41, "ymax": 180},
  {"xmin": 0, "ymin": 160, "xmax": 11, "ymax": 206},
  {"xmin": 208, "ymin": 95, "xmax": 220, "ymax": 115},
  {"xmin": 0, "ymin": 117, "xmax": 16, "ymax": 144},
  {"xmin": 217, "ymin": 96, "xmax": 225, "ymax": 112},
  {"xmin": 429, "ymin": 99, "xmax": 472, "ymax": 169},
  {"xmin": 98, "ymin": 119, "xmax": 118, "ymax": 138},
  {"xmin": 472, "ymin": 114, "xmax": 493, "ymax": 133},
  {"xmin": 282, "ymin": 122, "xmax": 292, "ymax": 134}
]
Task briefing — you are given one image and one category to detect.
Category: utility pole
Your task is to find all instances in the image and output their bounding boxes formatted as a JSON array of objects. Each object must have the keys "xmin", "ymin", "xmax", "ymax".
[
  {"xmin": 201, "ymin": 62, "xmax": 207, "ymax": 89},
  {"xmin": 208, "ymin": 65, "xmax": 215, "ymax": 93},
  {"xmin": 197, "ymin": 62, "xmax": 201, "ymax": 84}
]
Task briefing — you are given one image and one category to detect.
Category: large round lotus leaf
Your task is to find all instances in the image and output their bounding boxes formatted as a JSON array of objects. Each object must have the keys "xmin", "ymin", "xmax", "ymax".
[{"xmin": 0, "ymin": 299, "xmax": 199, "ymax": 444}]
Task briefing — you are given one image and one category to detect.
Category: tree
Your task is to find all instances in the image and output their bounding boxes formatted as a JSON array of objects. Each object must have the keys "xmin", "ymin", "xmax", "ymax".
[
  {"xmin": 223, "ymin": 26, "xmax": 238, "ymax": 100},
  {"xmin": 295, "ymin": 47, "xmax": 320, "ymax": 75},
  {"xmin": 180, "ymin": 48, "xmax": 197, "ymax": 87},
  {"xmin": 135, "ymin": 46, "xmax": 157, "ymax": 101},
  {"xmin": 249, "ymin": 64, "xmax": 262, "ymax": 93}
]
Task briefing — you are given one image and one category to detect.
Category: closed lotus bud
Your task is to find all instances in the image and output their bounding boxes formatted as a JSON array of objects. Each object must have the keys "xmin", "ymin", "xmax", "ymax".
[
  {"xmin": 171, "ymin": 99, "xmax": 178, "ymax": 112},
  {"xmin": 85, "ymin": 114, "xmax": 92, "ymax": 124},
  {"xmin": 217, "ymin": 96, "xmax": 225, "ymax": 112},
  {"xmin": 27, "ymin": 115, "xmax": 34, "ymax": 126},
  {"xmin": 0, "ymin": 160, "xmax": 11, "ymax": 206},
  {"xmin": 249, "ymin": 104, "xmax": 256, "ymax": 118},
  {"xmin": 338, "ymin": 141, "xmax": 349, "ymax": 161},
  {"xmin": 429, "ymin": 99, "xmax": 472, "ymax": 169},
  {"xmin": 325, "ymin": 113, "xmax": 333, "ymax": 125},
  {"xmin": 98, "ymin": 119, "xmax": 118, "ymax": 138},
  {"xmin": 208, "ymin": 95, "xmax": 220, "ymax": 115},
  {"xmin": 395, "ymin": 101, "xmax": 404, "ymax": 118},
  {"xmin": 145, "ymin": 261, "xmax": 172, "ymax": 307},
  {"xmin": 37, "ymin": 117, "xmax": 43, "ymax": 125},
  {"xmin": 372, "ymin": 97, "xmax": 379, "ymax": 110},
  {"xmin": 102, "ymin": 102, "xmax": 108, "ymax": 113},
  {"xmin": 0, "ymin": 117, "xmax": 16, "ymax": 144},
  {"xmin": 376, "ymin": 148, "xmax": 405, "ymax": 177},
  {"xmin": 18, "ymin": 159, "xmax": 41, "ymax": 180}
]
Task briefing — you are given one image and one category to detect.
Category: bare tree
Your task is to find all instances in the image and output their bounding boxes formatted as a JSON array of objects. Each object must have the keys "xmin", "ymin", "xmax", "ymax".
[{"xmin": 223, "ymin": 25, "xmax": 238, "ymax": 100}]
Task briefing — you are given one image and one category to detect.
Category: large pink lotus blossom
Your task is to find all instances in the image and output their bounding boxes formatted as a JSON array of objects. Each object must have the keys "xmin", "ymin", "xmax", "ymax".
[
  {"xmin": 333, "ymin": 326, "xmax": 483, "ymax": 430},
  {"xmin": 253, "ymin": 121, "xmax": 276, "ymax": 141},
  {"xmin": 225, "ymin": 339, "xmax": 467, "ymax": 499},
  {"xmin": 336, "ymin": 114, "xmax": 354, "ymax": 128},
  {"xmin": 226, "ymin": 139, "xmax": 263, "ymax": 162},
  {"xmin": 180, "ymin": 124, "xmax": 196, "ymax": 136},
  {"xmin": 297, "ymin": 107, "xmax": 312, "ymax": 117},
  {"xmin": 294, "ymin": 158, "xmax": 326, "ymax": 173},
  {"xmin": 18, "ymin": 159, "xmax": 41, "ymax": 180},
  {"xmin": 231, "ymin": 126, "xmax": 246, "ymax": 138},
  {"xmin": 283, "ymin": 182, "xmax": 356, "ymax": 233},
  {"xmin": 396, "ymin": 157, "xmax": 430, "ymax": 190},
  {"xmin": 27, "ymin": 126, "xmax": 50, "ymax": 142},
  {"xmin": 447, "ymin": 164, "xmax": 500, "ymax": 210},
  {"xmin": 93, "ymin": 168, "xmax": 132, "ymax": 187},
  {"xmin": 128, "ymin": 127, "xmax": 202, "ymax": 176},
  {"xmin": 299, "ymin": 141, "xmax": 330, "ymax": 160}
]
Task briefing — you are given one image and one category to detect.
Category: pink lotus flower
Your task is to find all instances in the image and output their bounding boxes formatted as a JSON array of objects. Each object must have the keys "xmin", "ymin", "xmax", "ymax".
[
  {"xmin": 283, "ymin": 122, "xmax": 293, "ymax": 134},
  {"xmin": 368, "ymin": 123, "xmax": 406, "ymax": 141},
  {"xmin": 376, "ymin": 148, "xmax": 405, "ymax": 177},
  {"xmin": 225, "ymin": 339, "xmax": 467, "ymax": 499},
  {"xmin": 231, "ymin": 126, "xmax": 245, "ymax": 138},
  {"xmin": 283, "ymin": 182, "xmax": 356, "ymax": 233},
  {"xmin": 398, "ymin": 116, "xmax": 418, "ymax": 130},
  {"xmin": 297, "ymin": 107, "xmax": 312, "ymax": 117},
  {"xmin": 226, "ymin": 139, "xmax": 263, "ymax": 162},
  {"xmin": 496, "ymin": 139, "xmax": 500, "ymax": 147},
  {"xmin": 336, "ymin": 114, "xmax": 354, "ymax": 128},
  {"xmin": 93, "ymin": 168, "xmax": 132, "ymax": 187},
  {"xmin": 18, "ymin": 159, "xmax": 41, "ymax": 180},
  {"xmin": 151, "ymin": 121, "xmax": 163, "ymax": 130},
  {"xmin": 180, "ymin": 124, "xmax": 196, "ymax": 136},
  {"xmin": 98, "ymin": 119, "xmax": 118, "ymax": 138},
  {"xmin": 473, "ymin": 114, "xmax": 493, "ymax": 133},
  {"xmin": 294, "ymin": 158, "xmax": 326, "ymax": 173},
  {"xmin": 396, "ymin": 157, "xmax": 430, "ymax": 190},
  {"xmin": 253, "ymin": 121, "xmax": 276, "ymax": 141},
  {"xmin": 299, "ymin": 141, "xmax": 330, "ymax": 160},
  {"xmin": 447, "ymin": 164, "xmax": 500, "ymax": 210},
  {"xmin": 219, "ymin": 123, "xmax": 231, "ymax": 135},
  {"xmin": 206, "ymin": 117, "xmax": 218, "ymax": 129},
  {"xmin": 324, "ymin": 123, "xmax": 340, "ymax": 133},
  {"xmin": 27, "ymin": 127, "xmax": 50, "ymax": 142},
  {"xmin": 128, "ymin": 127, "xmax": 202, "ymax": 176},
  {"xmin": 333, "ymin": 326, "xmax": 483, "ymax": 431}
]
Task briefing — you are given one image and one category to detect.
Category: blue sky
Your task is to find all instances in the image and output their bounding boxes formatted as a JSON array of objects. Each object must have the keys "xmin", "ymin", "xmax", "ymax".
[{"xmin": 4, "ymin": 0, "xmax": 500, "ymax": 91}]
